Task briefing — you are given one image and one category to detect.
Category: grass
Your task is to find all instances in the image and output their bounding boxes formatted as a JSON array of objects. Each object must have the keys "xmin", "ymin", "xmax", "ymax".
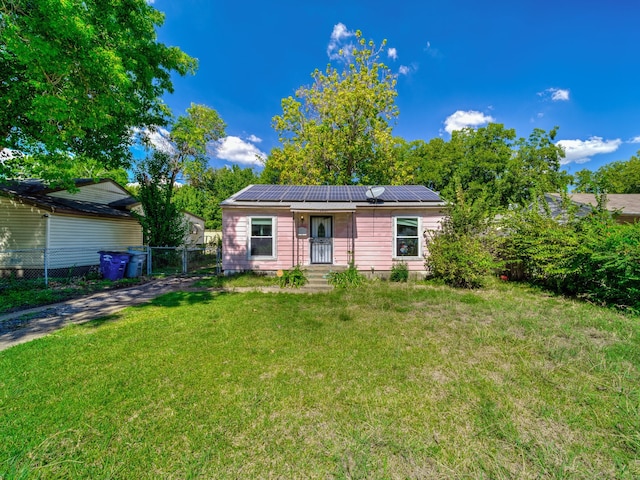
[{"xmin": 1, "ymin": 280, "xmax": 639, "ymax": 478}]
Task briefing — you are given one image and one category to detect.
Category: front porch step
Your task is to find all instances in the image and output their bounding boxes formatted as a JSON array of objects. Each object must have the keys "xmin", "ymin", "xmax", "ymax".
[{"xmin": 301, "ymin": 265, "xmax": 345, "ymax": 290}]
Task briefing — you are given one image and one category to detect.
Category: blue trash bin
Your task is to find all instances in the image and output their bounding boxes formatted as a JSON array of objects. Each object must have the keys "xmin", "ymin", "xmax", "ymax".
[{"xmin": 98, "ymin": 251, "xmax": 130, "ymax": 281}]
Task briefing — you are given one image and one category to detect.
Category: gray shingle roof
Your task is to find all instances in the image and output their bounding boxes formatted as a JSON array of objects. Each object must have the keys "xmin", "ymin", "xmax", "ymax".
[{"xmin": 0, "ymin": 179, "xmax": 139, "ymax": 219}]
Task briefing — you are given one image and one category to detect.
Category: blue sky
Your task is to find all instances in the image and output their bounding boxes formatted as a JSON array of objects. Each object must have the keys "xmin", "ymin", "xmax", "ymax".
[{"xmin": 150, "ymin": 0, "xmax": 640, "ymax": 177}]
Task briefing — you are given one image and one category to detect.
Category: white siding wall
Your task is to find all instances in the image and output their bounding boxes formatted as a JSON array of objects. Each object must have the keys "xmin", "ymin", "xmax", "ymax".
[
  {"xmin": 0, "ymin": 197, "xmax": 46, "ymax": 250},
  {"xmin": 48, "ymin": 215, "xmax": 143, "ymax": 267},
  {"xmin": 49, "ymin": 182, "xmax": 130, "ymax": 205}
]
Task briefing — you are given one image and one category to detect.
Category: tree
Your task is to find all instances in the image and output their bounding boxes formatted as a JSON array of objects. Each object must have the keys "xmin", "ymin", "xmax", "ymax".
[
  {"xmin": 573, "ymin": 152, "xmax": 640, "ymax": 193},
  {"xmin": 135, "ymin": 104, "xmax": 226, "ymax": 246},
  {"xmin": 265, "ymin": 30, "xmax": 399, "ymax": 185},
  {"xmin": 135, "ymin": 152, "xmax": 187, "ymax": 247},
  {"xmin": 404, "ymin": 124, "xmax": 568, "ymax": 211},
  {"xmin": 0, "ymin": 0, "xmax": 197, "ymax": 180},
  {"xmin": 173, "ymin": 165, "xmax": 258, "ymax": 230}
]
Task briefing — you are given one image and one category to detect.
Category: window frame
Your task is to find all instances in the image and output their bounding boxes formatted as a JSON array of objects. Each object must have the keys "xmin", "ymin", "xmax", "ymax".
[
  {"xmin": 393, "ymin": 216, "xmax": 422, "ymax": 259},
  {"xmin": 247, "ymin": 216, "xmax": 277, "ymax": 260}
]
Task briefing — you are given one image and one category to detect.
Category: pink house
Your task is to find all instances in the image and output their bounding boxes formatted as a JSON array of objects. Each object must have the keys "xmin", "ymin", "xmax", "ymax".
[{"xmin": 221, "ymin": 185, "xmax": 445, "ymax": 276}]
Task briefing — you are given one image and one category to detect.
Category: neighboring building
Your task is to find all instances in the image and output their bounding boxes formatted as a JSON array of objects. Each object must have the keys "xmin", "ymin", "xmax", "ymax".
[
  {"xmin": 221, "ymin": 185, "xmax": 445, "ymax": 276},
  {"xmin": 0, "ymin": 179, "xmax": 143, "ymax": 277},
  {"xmin": 182, "ymin": 211, "xmax": 205, "ymax": 246},
  {"xmin": 546, "ymin": 193, "xmax": 640, "ymax": 224}
]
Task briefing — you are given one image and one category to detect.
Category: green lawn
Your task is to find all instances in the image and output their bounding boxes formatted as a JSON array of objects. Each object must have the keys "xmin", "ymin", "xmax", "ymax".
[{"xmin": 1, "ymin": 280, "xmax": 639, "ymax": 478}]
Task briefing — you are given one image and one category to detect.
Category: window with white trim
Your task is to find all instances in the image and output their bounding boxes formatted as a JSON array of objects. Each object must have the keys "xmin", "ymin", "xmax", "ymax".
[
  {"xmin": 394, "ymin": 217, "xmax": 420, "ymax": 257},
  {"xmin": 249, "ymin": 217, "xmax": 275, "ymax": 258}
]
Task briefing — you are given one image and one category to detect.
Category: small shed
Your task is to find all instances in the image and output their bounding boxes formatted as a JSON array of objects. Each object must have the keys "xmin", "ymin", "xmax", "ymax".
[{"xmin": 221, "ymin": 185, "xmax": 445, "ymax": 276}]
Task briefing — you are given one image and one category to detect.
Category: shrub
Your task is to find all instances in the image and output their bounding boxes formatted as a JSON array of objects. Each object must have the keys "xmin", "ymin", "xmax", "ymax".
[
  {"xmin": 279, "ymin": 265, "xmax": 307, "ymax": 288},
  {"xmin": 425, "ymin": 231, "xmax": 498, "ymax": 288},
  {"xmin": 498, "ymin": 203, "xmax": 640, "ymax": 312},
  {"xmin": 390, "ymin": 261, "xmax": 409, "ymax": 282},
  {"xmin": 425, "ymin": 187, "xmax": 500, "ymax": 289},
  {"xmin": 328, "ymin": 264, "xmax": 366, "ymax": 288}
]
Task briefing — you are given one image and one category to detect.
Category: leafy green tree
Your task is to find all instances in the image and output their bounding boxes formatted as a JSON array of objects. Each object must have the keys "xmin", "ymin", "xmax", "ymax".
[
  {"xmin": 1, "ymin": 0, "xmax": 197, "ymax": 180},
  {"xmin": 573, "ymin": 152, "xmax": 640, "ymax": 193},
  {"xmin": 173, "ymin": 165, "xmax": 258, "ymax": 230},
  {"xmin": 404, "ymin": 124, "xmax": 568, "ymax": 211},
  {"xmin": 501, "ymin": 127, "xmax": 569, "ymax": 205},
  {"xmin": 135, "ymin": 152, "xmax": 187, "ymax": 247},
  {"xmin": 200, "ymin": 165, "xmax": 258, "ymax": 229},
  {"xmin": 266, "ymin": 30, "xmax": 398, "ymax": 185},
  {"xmin": 11, "ymin": 155, "xmax": 130, "ymax": 187},
  {"xmin": 135, "ymin": 104, "xmax": 226, "ymax": 245}
]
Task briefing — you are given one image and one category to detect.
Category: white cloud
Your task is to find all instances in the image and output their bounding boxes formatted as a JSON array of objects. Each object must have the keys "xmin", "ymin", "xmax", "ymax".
[
  {"xmin": 444, "ymin": 110, "xmax": 495, "ymax": 134},
  {"xmin": 247, "ymin": 134, "xmax": 262, "ymax": 143},
  {"xmin": 327, "ymin": 23, "xmax": 355, "ymax": 60},
  {"xmin": 387, "ymin": 48, "xmax": 398, "ymax": 60},
  {"xmin": 539, "ymin": 87, "xmax": 570, "ymax": 101},
  {"xmin": 629, "ymin": 135, "xmax": 640, "ymax": 144},
  {"xmin": 398, "ymin": 65, "xmax": 410, "ymax": 75},
  {"xmin": 135, "ymin": 127, "xmax": 177, "ymax": 155},
  {"xmin": 214, "ymin": 136, "xmax": 266, "ymax": 166},
  {"xmin": 556, "ymin": 137, "xmax": 622, "ymax": 165}
]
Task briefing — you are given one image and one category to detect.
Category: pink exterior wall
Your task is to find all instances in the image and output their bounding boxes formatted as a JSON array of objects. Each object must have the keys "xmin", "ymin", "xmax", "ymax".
[{"xmin": 222, "ymin": 207, "xmax": 444, "ymax": 274}]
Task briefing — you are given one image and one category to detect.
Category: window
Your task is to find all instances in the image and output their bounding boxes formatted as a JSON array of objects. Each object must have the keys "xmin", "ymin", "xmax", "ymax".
[
  {"xmin": 394, "ymin": 217, "xmax": 420, "ymax": 257},
  {"xmin": 249, "ymin": 217, "xmax": 275, "ymax": 258}
]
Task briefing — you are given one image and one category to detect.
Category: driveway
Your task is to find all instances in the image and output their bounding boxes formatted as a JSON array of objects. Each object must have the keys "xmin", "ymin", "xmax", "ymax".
[{"xmin": 0, "ymin": 276, "xmax": 201, "ymax": 351}]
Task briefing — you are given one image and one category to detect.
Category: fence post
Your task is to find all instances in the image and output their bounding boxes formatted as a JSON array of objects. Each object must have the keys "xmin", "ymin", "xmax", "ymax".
[
  {"xmin": 43, "ymin": 247, "xmax": 49, "ymax": 287},
  {"xmin": 147, "ymin": 246, "xmax": 152, "ymax": 276},
  {"xmin": 182, "ymin": 248, "xmax": 187, "ymax": 274}
]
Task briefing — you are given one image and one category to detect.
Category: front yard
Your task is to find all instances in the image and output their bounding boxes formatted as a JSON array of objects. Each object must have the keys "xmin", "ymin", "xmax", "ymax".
[{"xmin": 1, "ymin": 281, "xmax": 638, "ymax": 478}]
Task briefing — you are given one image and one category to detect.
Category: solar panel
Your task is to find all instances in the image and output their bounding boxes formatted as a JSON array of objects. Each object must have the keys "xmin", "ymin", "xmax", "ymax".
[
  {"xmin": 280, "ymin": 186, "xmax": 306, "ymax": 201},
  {"xmin": 232, "ymin": 184, "xmax": 441, "ymax": 203},
  {"xmin": 234, "ymin": 185, "xmax": 268, "ymax": 200},
  {"xmin": 305, "ymin": 186, "xmax": 328, "ymax": 201},
  {"xmin": 327, "ymin": 186, "xmax": 351, "ymax": 201}
]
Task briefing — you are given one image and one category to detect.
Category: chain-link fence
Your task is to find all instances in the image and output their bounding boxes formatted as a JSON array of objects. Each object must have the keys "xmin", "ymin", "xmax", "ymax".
[
  {"xmin": 148, "ymin": 246, "xmax": 220, "ymax": 276},
  {"xmin": 0, "ymin": 245, "xmax": 221, "ymax": 289}
]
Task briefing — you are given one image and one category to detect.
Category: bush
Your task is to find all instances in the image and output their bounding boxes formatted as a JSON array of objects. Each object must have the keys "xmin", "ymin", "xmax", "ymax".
[
  {"xmin": 279, "ymin": 265, "xmax": 307, "ymax": 288},
  {"xmin": 328, "ymin": 264, "xmax": 366, "ymax": 288},
  {"xmin": 425, "ymin": 231, "xmax": 498, "ymax": 288},
  {"xmin": 390, "ymin": 261, "xmax": 409, "ymax": 282},
  {"xmin": 425, "ymin": 187, "xmax": 500, "ymax": 289},
  {"xmin": 498, "ymin": 204, "xmax": 640, "ymax": 312}
]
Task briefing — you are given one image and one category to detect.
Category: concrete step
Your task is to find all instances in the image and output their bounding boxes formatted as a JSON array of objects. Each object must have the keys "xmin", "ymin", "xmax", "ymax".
[{"xmin": 300, "ymin": 265, "xmax": 346, "ymax": 290}]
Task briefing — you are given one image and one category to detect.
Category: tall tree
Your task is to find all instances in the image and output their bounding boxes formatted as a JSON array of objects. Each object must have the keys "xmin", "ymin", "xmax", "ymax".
[
  {"xmin": 573, "ymin": 152, "xmax": 640, "ymax": 193},
  {"xmin": 135, "ymin": 104, "xmax": 226, "ymax": 246},
  {"xmin": 0, "ymin": 0, "xmax": 197, "ymax": 180},
  {"xmin": 265, "ymin": 30, "xmax": 399, "ymax": 185},
  {"xmin": 404, "ymin": 124, "xmax": 568, "ymax": 211},
  {"xmin": 173, "ymin": 165, "xmax": 258, "ymax": 230}
]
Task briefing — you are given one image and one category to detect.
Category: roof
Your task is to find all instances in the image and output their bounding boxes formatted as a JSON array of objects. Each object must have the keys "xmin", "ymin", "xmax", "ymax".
[
  {"xmin": 0, "ymin": 178, "xmax": 139, "ymax": 220},
  {"xmin": 222, "ymin": 185, "xmax": 444, "ymax": 210},
  {"xmin": 547, "ymin": 193, "xmax": 640, "ymax": 216}
]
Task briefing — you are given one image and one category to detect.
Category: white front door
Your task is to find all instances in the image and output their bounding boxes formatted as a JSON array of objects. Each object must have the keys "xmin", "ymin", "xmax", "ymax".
[{"xmin": 310, "ymin": 216, "xmax": 332, "ymax": 264}]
